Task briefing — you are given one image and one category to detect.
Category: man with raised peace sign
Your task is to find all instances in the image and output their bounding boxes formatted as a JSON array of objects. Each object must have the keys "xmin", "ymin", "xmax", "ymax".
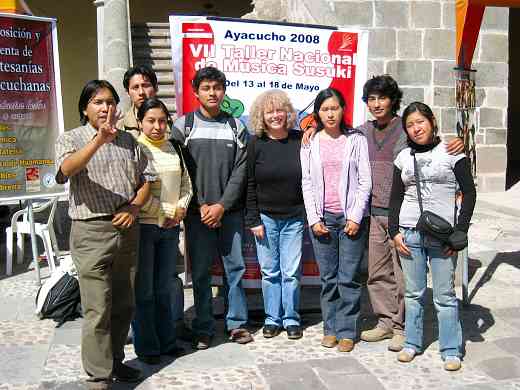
[{"xmin": 55, "ymin": 80, "xmax": 154, "ymax": 390}]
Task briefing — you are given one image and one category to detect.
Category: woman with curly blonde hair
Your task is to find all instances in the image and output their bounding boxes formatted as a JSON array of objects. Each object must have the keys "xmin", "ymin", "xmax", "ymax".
[{"xmin": 246, "ymin": 89, "xmax": 305, "ymax": 340}]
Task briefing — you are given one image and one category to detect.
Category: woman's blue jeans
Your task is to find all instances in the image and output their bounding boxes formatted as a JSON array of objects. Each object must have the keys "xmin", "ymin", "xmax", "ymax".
[
  {"xmin": 133, "ymin": 224, "xmax": 180, "ymax": 356},
  {"xmin": 399, "ymin": 228, "xmax": 462, "ymax": 359},
  {"xmin": 310, "ymin": 212, "xmax": 368, "ymax": 340},
  {"xmin": 254, "ymin": 214, "xmax": 304, "ymax": 328}
]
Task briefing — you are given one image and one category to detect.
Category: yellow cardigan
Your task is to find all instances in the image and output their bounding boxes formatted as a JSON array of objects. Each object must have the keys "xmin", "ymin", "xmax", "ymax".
[{"xmin": 138, "ymin": 134, "xmax": 192, "ymax": 226}]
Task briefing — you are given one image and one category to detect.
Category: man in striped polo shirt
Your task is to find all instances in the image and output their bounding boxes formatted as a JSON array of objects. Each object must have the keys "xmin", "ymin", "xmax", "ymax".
[{"xmin": 55, "ymin": 80, "xmax": 153, "ymax": 390}]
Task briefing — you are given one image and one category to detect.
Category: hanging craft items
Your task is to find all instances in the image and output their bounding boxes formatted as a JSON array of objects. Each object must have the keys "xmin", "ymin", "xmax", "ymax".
[{"xmin": 455, "ymin": 70, "xmax": 477, "ymax": 178}]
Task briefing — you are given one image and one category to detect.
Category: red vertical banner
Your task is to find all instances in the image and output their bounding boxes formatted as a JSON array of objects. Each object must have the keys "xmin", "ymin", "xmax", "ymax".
[
  {"xmin": 328, "ymin": 31, "xmax": 358, "ymax": 126},
  {"xmin": 180, "ymin": 22, "xmax": 215, "ymax": 115},
  {"xmin": 0, "ymin": 13, "xmax": 64, "ymax": 201}
]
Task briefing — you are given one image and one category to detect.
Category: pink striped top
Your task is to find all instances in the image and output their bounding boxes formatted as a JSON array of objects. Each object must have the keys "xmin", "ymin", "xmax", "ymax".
[{"xmin": 320, "ymin": 134, "xmax": 347, "ymax": 214}]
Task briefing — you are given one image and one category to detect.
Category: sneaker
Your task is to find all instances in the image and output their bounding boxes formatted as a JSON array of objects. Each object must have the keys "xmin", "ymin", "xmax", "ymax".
[
  {"xmin": 397, "ymin": 348, "xmax": 416, "ymax": 363},
  {"xmin": 360, "ymin": 326, "xmax": 393, "ymax": 342},
  {"xmin": 192, "ymin": 334, "xmax": 212, "ymax": 350},
  {"xmin": 388, "ymin": 334, "xmax": 405, "ymax": 352},
  {"xmin": 86, "ymin": 381, "xmax": 112, "ymax": 390},
  {"xmin": 321, "ymin": 335, "xmax": 338, "ymax": 348},
  {"xmin": 337, "ymin": 338, "xmax": 355, "ymax": 352},
  {"xmin": 286, "ymin": 325, "xmax": 303, "ymax": 340},
  {"xmin": 263, "ymin": 325, "xmax": 282, "ymax": 338},
  {"xmin": 444, "ymin": 356, "xmax": 461, "ymax": 371},
  {"xmin": 112, "ymin": 361, "xmax": 142, "ymax": 382}
]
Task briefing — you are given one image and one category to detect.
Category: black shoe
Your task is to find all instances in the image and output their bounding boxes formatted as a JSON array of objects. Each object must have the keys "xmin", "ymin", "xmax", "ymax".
[
  {"xmin": 137, "ymin": 355, "xmax": 161, "ymax": 365},
  {"xmin": 286, "ymin": 325, "xmax": 303, "ymax": 340},
  {"xmin": 192, "ymin": 334, "xmax": 212, "ymax": 350},
  {"xmin": 177, "ymin": 324, "xmax": 193, "ymax": 343},
  {"xmin": 164, "ymin": 345, "xmax": 185, "ymax": 357},
  {"xmin": 112, "ymin": 361, "xmax": 142, "ymax": 382},
  {"xmin": 263, "ymin": 325, "xmax": 282, "ymax": 338}
]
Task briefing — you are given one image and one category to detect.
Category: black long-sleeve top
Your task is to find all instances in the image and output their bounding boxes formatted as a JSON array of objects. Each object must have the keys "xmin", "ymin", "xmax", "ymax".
[
  {"xmin": 245, "ymin": 131, "xmax": 305, "ymax": 228},
  {"xmin": 388, "ymin": 157, "xmax": 476, "ymax": 239}
]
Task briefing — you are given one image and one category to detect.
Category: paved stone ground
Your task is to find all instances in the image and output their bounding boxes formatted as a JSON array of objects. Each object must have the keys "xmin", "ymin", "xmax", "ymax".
[{"xmin": 1, "ymin": 198, "xmax": 520, "ymax": 389}]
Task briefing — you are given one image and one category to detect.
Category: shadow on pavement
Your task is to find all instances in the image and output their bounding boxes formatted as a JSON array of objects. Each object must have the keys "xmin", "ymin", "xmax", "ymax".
[{"xmin": 468, "ymin": 251, "xmax": 520, "ymax": 303}]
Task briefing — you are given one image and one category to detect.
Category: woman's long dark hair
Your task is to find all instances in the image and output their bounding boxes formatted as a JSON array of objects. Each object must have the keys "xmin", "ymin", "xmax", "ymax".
[
  {"xmin": 313, "ymin": 87, "xmax": 352, "ymax": 132},
  {"xmin": 136, "ymin": 97, "xmax": 172, "ymax": 127},
  {"xmin": 402, "ymin": 101, "xmax": 440, "ymax": 149},
  {"xmin": 401, "ymin": 102, "xmax": 438, "ymax": 138}
]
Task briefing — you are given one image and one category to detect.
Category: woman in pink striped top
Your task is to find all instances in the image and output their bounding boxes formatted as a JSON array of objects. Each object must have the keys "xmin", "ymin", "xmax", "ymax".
[{"xmin": 300, "ymin": 87, "xmax": 372, "ymax": 353}]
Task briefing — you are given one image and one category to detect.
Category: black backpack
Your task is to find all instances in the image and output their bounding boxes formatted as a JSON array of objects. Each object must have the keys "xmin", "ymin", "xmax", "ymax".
[{"xmin": 36, "ymin": 272, "xmax": 82, "ymax": 327}]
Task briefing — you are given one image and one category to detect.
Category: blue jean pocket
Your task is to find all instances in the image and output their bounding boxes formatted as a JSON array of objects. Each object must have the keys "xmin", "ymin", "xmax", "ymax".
[{"xmin": 399, "ymin": 227, "xmax": 408, "ymax": 244}]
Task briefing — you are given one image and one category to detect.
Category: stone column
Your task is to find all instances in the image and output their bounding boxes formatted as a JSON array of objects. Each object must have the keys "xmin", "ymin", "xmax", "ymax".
[
  {"xmin": 242, "ymin": 0, "xmax": 288, "ymax": 21},
  {"xmin": 93, "ymin": 0, "xmax": 132, "ymax": 111}
]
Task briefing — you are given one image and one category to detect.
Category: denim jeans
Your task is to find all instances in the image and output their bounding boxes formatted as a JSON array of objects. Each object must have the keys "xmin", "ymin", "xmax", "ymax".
[
  {"xmin": 254, "ymin": 213, "xmax": 304, "ymax": 328},
  {"xmin": 310, "ymin": 212, "xmax": 368, "ymax": 340},
  {"xmin": 399, "ymin": 228, "xmax": 462, "ymax": 359},
  {"xmin": 133, "ymin": 224, "xmax": 180, "ymax": 356},
  {"xmin": 185, "ymin": 210, "xmax": 248, "ymax": 336}
]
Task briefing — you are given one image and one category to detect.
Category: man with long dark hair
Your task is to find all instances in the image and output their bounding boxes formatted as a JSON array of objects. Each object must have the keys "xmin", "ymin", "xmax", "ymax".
[
  {"xmin": 359, "ymin": 75, "xmax": 463, "ymax": 352},
  {"xmin": 55, "ymin": 80, "xmax": 153, "ymax": 389}
]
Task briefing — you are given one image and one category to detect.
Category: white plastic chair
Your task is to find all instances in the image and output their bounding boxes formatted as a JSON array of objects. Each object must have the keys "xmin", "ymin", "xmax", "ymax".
[{"xmin": 5, "ymin": 197, "xmax": 59, "ymax": 276}]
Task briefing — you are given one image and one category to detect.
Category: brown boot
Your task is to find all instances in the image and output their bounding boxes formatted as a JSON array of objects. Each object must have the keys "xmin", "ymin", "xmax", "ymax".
[
  {"xmin": 321, "ymin": 335, "xmax": 337, "ymax": 348},
  {"xmin": 388, "ymin": 334, "xmax": 405, "ymax": 352},
  {"xmin": 337, "ymin": 338, "xmax": 355, "ymax": 352},
  {"xmin": 360, "ymin": 326, "xmax": 393, "ymax": 342}
]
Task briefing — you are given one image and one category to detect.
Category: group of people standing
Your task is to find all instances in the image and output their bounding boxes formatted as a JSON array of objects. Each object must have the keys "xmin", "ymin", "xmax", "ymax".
[{"xmin": 55, "ymin": 64, "xmax": 475, "ymax": 389}]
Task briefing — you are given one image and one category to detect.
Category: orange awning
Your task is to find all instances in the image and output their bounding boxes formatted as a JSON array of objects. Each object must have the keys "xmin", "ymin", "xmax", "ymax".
[
  {"xmin": 0, "ymin": 0, "xmax": 19, "ymax": 13},
  {"xmin": 456, "ymin": 0, "xmax": 520, "ymax": 69}
]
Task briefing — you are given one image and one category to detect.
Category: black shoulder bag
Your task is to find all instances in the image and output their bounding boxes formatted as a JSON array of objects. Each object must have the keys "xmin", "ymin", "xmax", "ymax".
[{"xmin": 413, "ymin": 152, "xmax": 467, "ymax": 250}]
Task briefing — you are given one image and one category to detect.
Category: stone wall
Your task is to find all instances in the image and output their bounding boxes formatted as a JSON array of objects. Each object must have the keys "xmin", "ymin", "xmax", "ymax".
[{"xmin": 250, "ymin": 0, "xmax": 509, "ymax": 192}]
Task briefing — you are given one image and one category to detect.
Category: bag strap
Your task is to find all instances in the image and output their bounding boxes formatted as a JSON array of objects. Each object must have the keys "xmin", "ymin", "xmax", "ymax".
[
  {"xmin": 412, "ymin": 151, "xmax": 424, "ymax": 215},
  {"xmin": 414, "ymin": 149, "xmax": 459, "ymax": 226}
]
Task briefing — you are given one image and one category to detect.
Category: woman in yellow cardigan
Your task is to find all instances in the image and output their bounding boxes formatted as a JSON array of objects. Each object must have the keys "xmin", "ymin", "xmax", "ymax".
[{"xmin": 132, "ymin": 97, "xmax": 192, "ymax": 365}]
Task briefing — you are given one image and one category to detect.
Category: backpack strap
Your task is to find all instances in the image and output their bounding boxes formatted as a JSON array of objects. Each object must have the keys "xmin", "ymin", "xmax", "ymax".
[
  {"xmin": 227, "ymin": 115, "xmax": 245, "ymax": 149},
  {"xmin": 169, "ymin": 139, "xmax": 185, "ymax": 175},
  {"xmin": 185, "ymin": 111, "xmax": 244, "ymax": 149},
  {"xmin": 183, "ymin": 111, "xmax": 195, "ymax": 147}
]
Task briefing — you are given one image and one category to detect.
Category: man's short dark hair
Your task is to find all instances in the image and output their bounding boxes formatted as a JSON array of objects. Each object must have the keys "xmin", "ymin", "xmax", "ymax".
[
  {"xmin": 123, "ymin": 65, "xmax": 158, "ymax": 91},
  {"xmin": 78, "ymin": 80, "xmax": 120, "ymax": 125},
  {"xmin": 192, "ymin": 66, "xmax": 226, "ymax": 91},
  {"xmin": 362, "ymin": 75, "xmax": 403, "ymax": 115}
]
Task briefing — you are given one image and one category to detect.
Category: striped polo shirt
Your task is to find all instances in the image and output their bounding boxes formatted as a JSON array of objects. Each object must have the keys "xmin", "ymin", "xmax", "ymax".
[{"xmin": 55, "ymin": 123, "xmax": 155, "ymax": 220}]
